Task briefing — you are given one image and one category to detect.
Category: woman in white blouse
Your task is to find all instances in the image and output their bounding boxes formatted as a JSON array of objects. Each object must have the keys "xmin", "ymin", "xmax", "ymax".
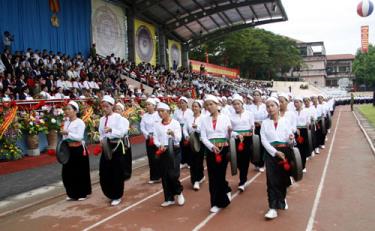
[
  {"xmin": 230, "ymin": 94, "xmax": 255, "ymax": 192},
  {"xmin": 260, "ymin": 97, "xmax": 294, "ymax": 219},
  {"xmin": 173, "ymin": 96, "xmax": 193, "ymax": 169},
  {"xmin": 183, "ymin": 100, "xmax": 205, "ymax": 190},
  {"xmin": 140, "ymin": 98, "xmax": 162, "ymax": 184},
  {"xmin": 200, "ymin": 95, "xmax": 232, "ymax": 213},
  {"xmin": 304, "ymin": 96, "xmax": 318, "ymax": 156},
  {"xmin": 153, "ymin": 102, "xmax": 185, "ymax": 207},
  {"xmin": 294, "ymin": 96, "xmax": 311, "ymax": 172},
  {"xmin": 99, "ymin": 95, "xmax": 129, "ymax": 206},
  {"xmin": 60, "ymin": 101, "xmax": 91, "ymax": 201},
  {"xmin": 248, "ymin": 89, "xmax": 268, "ymax": 172}
]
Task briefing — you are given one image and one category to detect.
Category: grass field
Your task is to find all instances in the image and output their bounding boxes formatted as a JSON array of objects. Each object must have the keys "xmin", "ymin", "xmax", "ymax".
[{"xmin": 358, "ymin": 104, "xmax": 375, "ymax": 127}]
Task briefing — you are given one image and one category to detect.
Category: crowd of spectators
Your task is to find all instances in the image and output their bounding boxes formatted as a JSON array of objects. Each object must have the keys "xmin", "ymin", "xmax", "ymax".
[{"xmin": 0, "ymin": 47, "xmax": 272, "ymax": 102}]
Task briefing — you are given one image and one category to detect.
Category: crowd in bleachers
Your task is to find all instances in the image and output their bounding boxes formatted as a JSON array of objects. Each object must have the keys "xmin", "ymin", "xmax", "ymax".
[{"xmin": 0, "ymin": 47, "xmax": 279, "ymax": 102}]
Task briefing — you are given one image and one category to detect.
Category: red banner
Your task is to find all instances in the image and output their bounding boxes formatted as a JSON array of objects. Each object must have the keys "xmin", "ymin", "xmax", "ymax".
[
  {"xmin": 361, "ymin": 25, "xmax": 369, "ymax": 53},
  {"xmin": 189, "ymin": 60, "xmax": 239, "ymax": 79}
]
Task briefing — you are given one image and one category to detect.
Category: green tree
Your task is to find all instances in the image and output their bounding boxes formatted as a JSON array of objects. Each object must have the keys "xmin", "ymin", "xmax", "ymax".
[
  {"xmin": 189, "ymin": 28, "xmax": 303, "ymax": 80},
  {"xmin": 353, "ymin": 45, "xmax": 375, "ymax": 88}
]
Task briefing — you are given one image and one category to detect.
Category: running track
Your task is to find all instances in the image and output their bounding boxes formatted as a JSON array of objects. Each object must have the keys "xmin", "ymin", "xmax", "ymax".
[{"xmin": 0, "ymin": 106, "xmax": 374, "ymax": 231}]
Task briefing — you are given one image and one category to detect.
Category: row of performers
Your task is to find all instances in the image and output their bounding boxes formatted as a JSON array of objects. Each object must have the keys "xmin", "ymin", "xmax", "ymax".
[{"xmin": 59, "ymin": 90, "xmax": 333, "ymax": 220}]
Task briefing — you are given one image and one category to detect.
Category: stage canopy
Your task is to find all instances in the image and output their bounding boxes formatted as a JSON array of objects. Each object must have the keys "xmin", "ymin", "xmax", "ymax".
[{"xmin": 122, "ymin": 0, "xmax": 287, "ymax": 48}]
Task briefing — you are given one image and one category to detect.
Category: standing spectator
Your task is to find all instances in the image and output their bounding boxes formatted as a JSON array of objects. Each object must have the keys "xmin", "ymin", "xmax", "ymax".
[{"xmin": 3, "ymin": 31, "xmax": 14, "ymax": 52}]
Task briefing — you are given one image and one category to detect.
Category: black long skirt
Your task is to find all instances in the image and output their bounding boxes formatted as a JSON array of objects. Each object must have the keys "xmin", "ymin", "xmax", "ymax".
[
  {"xmin": 296, "ymin": 128, "xmax": 309, "ymax": 168},
  {"xmin": 180, "ymin": 139, "xmax": 191, "ymax": 166},
  {"xmin": 235, "ymin": 136, "xmax": 252, "ymax": 185},
  {"xmin": 62, "ymin": 145, "xmax": 92, "ymax": 199},
  {"xmin": 254, "ymin": 125, "xmax": 265, "ymax": 168},
  {"xmin": 159, "ymin": 147, "xmax": 183, "ymax": 201},
  {"xmin": 206, "ymin": 146, "xmax": 232, "ymax": 208},
  {"xmin": 265, "ymin": 147, "xmax": 292, "ymax": 210},
  {"xmin": 312, "ymin": 123, "xmax": 319, "ymax": 149},
  {"xmin": 99, "ymin": 143, "xmax": 128, "ymax": 200},
  {"xmin": 189, "ymin": 142, "xmax": 205, "ymax": 185},
  {"xmin": 317, "ymin": 119, "xmax": 326, "ymax": 146},
  {"xmin": 146, "ymin": 139, "xmax": 161, "ymax": 181}
]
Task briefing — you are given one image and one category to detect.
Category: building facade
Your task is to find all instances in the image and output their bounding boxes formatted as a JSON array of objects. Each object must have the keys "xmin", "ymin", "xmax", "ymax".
[{"xmin": 326, "ymin": 54, "xmax": 355, "ymax": 88}]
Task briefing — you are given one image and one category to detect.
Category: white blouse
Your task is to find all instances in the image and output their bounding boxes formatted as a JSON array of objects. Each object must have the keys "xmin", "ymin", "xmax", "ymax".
[
  {"xmin": 99, "ymin": 113, "xmax": 129, "ymax": 141},
  {"xmin": 200, "ymin": 113, "xmax": 232, "ymax": 151},
  {"xmin": 63, "ymin": 118, "xmax": 85, "ymax": 141},
  {"xmin": 154, "ymin": 119, "xmax": 182, "ymax": 147},
  {"xmin": 140, "ymin": 112, "xmax": 161, "ymax": 138},
  {"xmin": 183, "ymin": 114, "xmax": 202, "ymax": 137},
  {"xmin": 248, "ymin": 103, "xmax": 268, "ymax": 123},
  {"xmin": 280, "ymin": 110, "xmax": 297, "ymax": 133},
  {"xmin": 173, "ymin": 108, "xmax": 193, "ymax": 125},
  {"xmin": 295, "ymin": 108, "xmax": 311, "ymax": 127},
  {"xmin": 230, "ymin": 110, "xmax": 255, "ymax": 137},
  {"xmin": 260, "ymin": 117, "xmax": 293, "ymax": 157}
]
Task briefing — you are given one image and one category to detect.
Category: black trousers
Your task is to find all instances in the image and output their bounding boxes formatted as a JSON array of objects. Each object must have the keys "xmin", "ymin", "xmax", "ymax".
[
  {"xmin": 265, "ymin": 147, "xmax": 292, "ymax": 210},
  {"xmin": 99, "ymin": 143, "xmax": 127, "ymax": 200},
  {"xmin": 254, "ymin": 125, "xmax": 265, "ymax": 168},
  {"xmin": 206, "ymin": 147, "xmax": 232, "ymax": 208},
  {"xmin": 235, "ymin": 136, "xmax": 252, "ymax": 185},
  {"xmin": 160, "ymin": 147, "xmax": 183, "ymax": 201},
  {"xmin": 146, "ymin": 140, "xmax": 161, "ymax": 181},
  {"xmin": 62, "ymin": 145, "xmax": 92, "ymax": 199},
  {"xmin": 189, "ymin": 143, "xmax": 205, "ymax": 185},
  {"xmin": 296, "ymin": 128, "xmax": 309, "ymax": 168}
]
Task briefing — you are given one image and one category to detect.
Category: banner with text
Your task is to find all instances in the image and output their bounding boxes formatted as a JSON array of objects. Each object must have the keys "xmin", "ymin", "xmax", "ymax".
[
  {"xmin": 189, "ymin": 60, "xmax": 240, "ymax": 79},
  {"xmin": 361, "ymin": 25, "xmax": 369, "ymax": 53}
]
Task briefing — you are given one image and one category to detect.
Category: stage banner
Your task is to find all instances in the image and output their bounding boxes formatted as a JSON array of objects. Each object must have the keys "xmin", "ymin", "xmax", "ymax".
[
  {"xmin": 189, "ymin": 60, "xmax": 240, "ymax": 79},
  {"xmin": 92, "ymin": 0, "xmax": 127, "ymax": 58},
  {"xmin": 134, "ymin": 19, "xmax": 156, "ymax": 65},
  {"xmin": 361, "ymin": 25, "xmax": 369, "ymax": 53},
  {"xmin": 168, "ymin": 39, "xmax": 182, "ymax": 68}
]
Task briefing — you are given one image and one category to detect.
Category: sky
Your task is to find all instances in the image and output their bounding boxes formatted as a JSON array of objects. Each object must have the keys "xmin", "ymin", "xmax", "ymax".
[{"xmin": 260, "ymin": 0, "xmax": 375, "ymax": 55}]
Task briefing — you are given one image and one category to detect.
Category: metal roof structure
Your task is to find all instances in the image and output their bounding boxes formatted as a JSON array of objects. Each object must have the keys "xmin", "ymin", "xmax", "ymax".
[{"xmin": 123, "ymin": 0, "xmax": 288, "ymax": 48}]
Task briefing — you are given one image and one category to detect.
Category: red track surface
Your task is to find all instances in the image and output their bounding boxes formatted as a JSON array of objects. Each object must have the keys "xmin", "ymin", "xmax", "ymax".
[{"xmin": 0, "ymin": 106, "xmax": 374, "ymax": 231}]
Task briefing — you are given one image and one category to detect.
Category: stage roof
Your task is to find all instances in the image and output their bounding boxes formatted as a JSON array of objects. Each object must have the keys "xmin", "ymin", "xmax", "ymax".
[{"xmin": 123, "ymin": 0, "xmax": 288, "ymax": 48}]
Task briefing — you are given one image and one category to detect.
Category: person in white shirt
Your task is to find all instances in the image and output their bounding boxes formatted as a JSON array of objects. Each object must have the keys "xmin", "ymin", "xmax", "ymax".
[
  {"xmin": 260, "ymin": 97, "xmax": 294, "ymax": 220},
  {"xmin": 114, "ymin": 102, "xmax": 132, "ymax": 181},
  {"xmin": 173, "ymin": 96, "xmax": 193, "ymax": 169},
  {"xmin": 278, "ymin": 93, "xmax": 297, "ymax": 134},
  {"xmin": 153, "ymin": 102, "xmax": 185, "ymax": 207},
  {"xmin": 182, "ymin": 100, "xmax": 205, "ymax": 190},
  {"xmin": 287, "ymin": 93, "xmax": 295, "ymax": 112},
  {"xmin": 39, "ymin": 86, "xmax": 51, "ymax": 99},
  {"xmin": 220, "ymin": 96, "xmax": 231, "ymax": 116},
  {"xmin": 230, "ymin": 94, "xmax": 255, "ymax": 192},
  {"xmin": 54, "ymin": 87, "xmax": 65, "ymax": 99},
  {"xmin": 140, "ymin": 98, "xmax": 162, "ymax": 184},
  {"xmin": 248, "ymin": 89, "xmax": 268, "ymax": 172},
  {"xmin": 305, "ymin": 96, "xmax": 319, "ymax": 155},
  {"xmin": 98, "ymin": 95, "xmax": 129, "ymax": 206},
  {"xmin": 312, "ymin": 95, "xmax": 326, "ymax": 152},
  {"xmin": 200, "ymin": 95, "xmax": 232, "ymax": 213},
  {"xmin": 294, "ymin": 96, "xmax": 311, "ymax": 172},
  {"xmin": 60, "ymin": 101, "xmax": 91, "ymax": 201}
]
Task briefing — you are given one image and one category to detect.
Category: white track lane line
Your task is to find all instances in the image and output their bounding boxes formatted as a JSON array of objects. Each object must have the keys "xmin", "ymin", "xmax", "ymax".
[
  {"xmin": 192, "ymin": 172, "xmax": 262, "ymax": 231},
  {"xmin": 305, "ymin": 110, "xmax": 342, "ymax": 231},
  {"xmin": 83, "ymin": 167, "xmax": 206, "ymax": 231}
]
